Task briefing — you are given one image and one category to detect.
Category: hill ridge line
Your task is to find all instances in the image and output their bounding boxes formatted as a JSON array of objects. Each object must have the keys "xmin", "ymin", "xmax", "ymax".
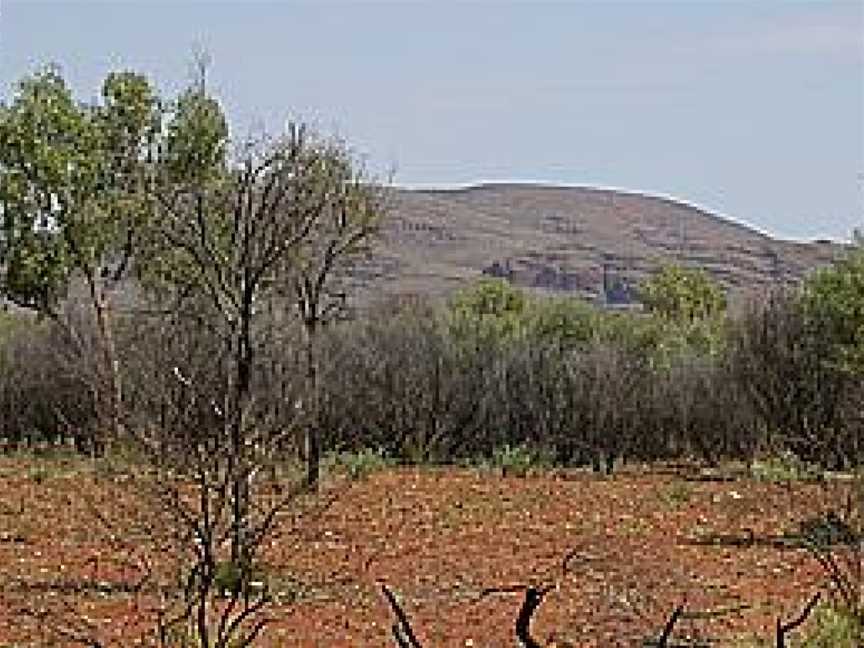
[{"xmin": 394, "ymin": 182, "xmax": 824, "ymax": 245}]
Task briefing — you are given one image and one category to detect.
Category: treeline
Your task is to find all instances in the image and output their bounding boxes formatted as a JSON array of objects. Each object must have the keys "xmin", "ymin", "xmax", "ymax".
[{"xmin": 2, "ymin": 257, "xmax": 862, "ymax": 471}]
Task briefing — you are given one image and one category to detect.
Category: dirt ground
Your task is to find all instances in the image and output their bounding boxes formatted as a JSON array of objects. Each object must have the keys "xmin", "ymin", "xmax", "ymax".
[{"xmin": 0, "ymin": 455, "xmax": 852, "ymax": 647}]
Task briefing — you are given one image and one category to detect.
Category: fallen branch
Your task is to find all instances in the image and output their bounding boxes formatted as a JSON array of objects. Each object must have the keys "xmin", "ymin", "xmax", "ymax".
[
  {"xmin": 515, "ymin": 585, "xmax": 554, "ymax": 648},
  {"xmin": 776, "ymin": 591, "xmax": 821, "ymax": 648},
  {"xmin": 380, "ymin": 582, "xmax": 423, "ymax": 648},
  {"xmin": 656, "ymin": 604, "xmax": 684, "ymax": 648},
  {"xmin": 685, "ymin": 530, "xmax": 811, "ymax": 550}
]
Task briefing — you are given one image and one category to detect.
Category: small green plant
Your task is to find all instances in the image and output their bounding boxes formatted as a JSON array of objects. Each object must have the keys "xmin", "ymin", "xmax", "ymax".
[
  {"xmin": 213, "ymin": 560, "xmax": 243, "ymax": 597},
  {"xmin": 751, "ymin": 450, "xmax": 821, "ymax": 482},
  {"xmin": 798, "ymin": 604, "xmax": 863, "ymax": 647},
  {"xmin": 660, "ymin": 481, "xmax": 693, "ymax": 507},
  {"xmin": 489, "ymin": 443, "xmax": 544, "ymax": 477},
  {"xmin": 329, "ymin": 448, "xmax": 391, "ymax": 481},
  {"xmin": 28, "ymin": 466, "xmax": 50, "ymax": 485},
  {"xmin": 797, "ymin": 511, "xmax": 860, "ymax": 547},
  {"xmin": 797, "ymin": 470, "xmax": 864, "ymax": 630}
]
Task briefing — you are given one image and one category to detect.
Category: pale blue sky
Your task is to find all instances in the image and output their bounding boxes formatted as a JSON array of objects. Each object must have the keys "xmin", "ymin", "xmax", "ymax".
[{"xmin": 1, "ymin": 1, "xmax": 862, "ymax": 240}]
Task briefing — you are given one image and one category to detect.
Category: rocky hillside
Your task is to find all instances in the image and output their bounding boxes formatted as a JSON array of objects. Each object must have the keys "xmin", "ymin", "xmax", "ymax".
[{"xmin": 352, "ymin": 183, "xmax": 845, "ymax": 307}]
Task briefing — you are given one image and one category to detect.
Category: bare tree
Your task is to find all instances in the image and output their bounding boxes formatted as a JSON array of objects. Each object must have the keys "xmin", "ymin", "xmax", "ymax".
[
  {"xmin": 117, "ymin": 120, "xmax": 385, "ymax": 644},
  {"xmin": 288, "ymin": 146, "xmax": 385, "ymax": 486}
]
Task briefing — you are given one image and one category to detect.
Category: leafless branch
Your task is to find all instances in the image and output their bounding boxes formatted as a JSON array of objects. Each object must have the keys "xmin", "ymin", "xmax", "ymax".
[
  {"xmin": 776, "ymin": 591, "xmax": 821, "ymax": 648},
  {"xmin": 380, "ymin": 582, "xmax": 423, "ymax": 648},
  {"xmin": 655, "ymin": 604, "xmax": 684, "ymax": 648}
]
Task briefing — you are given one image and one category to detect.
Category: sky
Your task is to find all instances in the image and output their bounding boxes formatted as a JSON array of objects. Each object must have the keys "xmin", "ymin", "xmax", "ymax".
[{"xmin": 0, "ymin": 0, "xmax": 862, "ymax": 241}]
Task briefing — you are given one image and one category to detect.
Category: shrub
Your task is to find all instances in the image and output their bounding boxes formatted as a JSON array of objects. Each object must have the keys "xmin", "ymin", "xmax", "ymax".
[
  {"xmin": 751, "ymin": 450, "xmax": 821, "ymax": 483},
  {"xmin": 660, "ymin": 481, "xmax": 693, "ymax": 507},
  {"xmin": 328, "ymin": 448, "xmax": 392, "ymax": 481},
  {"xmin": 447, "ymin": 278, "xmax": 529, "ymax": 342},
  {"xmin": 488, "ymin": 443, "xmax": 547, "ymax": 477},
  {"xmin": 799, "ymin": 605, "xmax": 863, "ymax": 647},
  {"xmin": 213, "ymin": 560, "xmax": 242, "ymax": 597},
  {"xmin": 801, "ymin": 246, "xmax": 864, "ymax": 375},
  {"xmin": 638, "ymin": 264, "xmax": 727, "ymax": 323}
]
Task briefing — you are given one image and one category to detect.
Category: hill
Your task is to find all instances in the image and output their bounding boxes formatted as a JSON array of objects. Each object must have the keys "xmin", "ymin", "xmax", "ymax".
[{"xmin": 352, "ymin": 183, "xmax": 846, "ymax": 306}]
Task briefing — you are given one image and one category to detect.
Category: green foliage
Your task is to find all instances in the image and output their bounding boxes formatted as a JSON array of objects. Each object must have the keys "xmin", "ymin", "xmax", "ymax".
[
  {"xmin": 798, "ymin": 605, "xmax": 863, "ymax": 648},
  {"xmin": 0, "ymin": 63, "xmax": 229, "ymax": 316},
  {"xmin": 801, "ymin": 247, "xmax": 864, "ymax": 374},
  {"xmin": 659, "ymin": 481, "xmax": 693, "ymax": 507},
  {"xmin": 328, "ymin": 448, "xmax": 392, "ymax": 481},
  {"xmin": 639, "ymin": 264, "xmax": 727, "ymax": 323},
  {"xmin": 797, "ymin": 511, "xmax": 860, "ymax": 547},
  {"xmin": 162, "ymin": 85, "xmax": 229, "ymax": 185},
  {"xmin": 750, "ymin": 450, "xmax": 821, "ymax": 482},
  {"xmin": 0, "ymin": 66, "xmax": 87, "ymax": 310},
  {"xmin": 0, "ymin": 65, "xmax": 161, "ymax": 313},
  {"xmin": 446, "ymin": 273, "xmax": 727, "ymax": 364},
  {"xmin": 451, "ymin": 277, "xmax": 526, "ymax": 317},
  {"xmin": 447, "ymin": 278, "xmax": 530, "ymax": 342},
  {"xmin": 593, "ymin": 308, "xmax": 724, "ymax": 369},
  {"xmin": 594, "ymin": 310, "xmax": 662, "ymax": 352},
  {"xmin": 526, "ymin": 296, "xmax": 599, "ymax": 348},
  {"xmin": 488, "ymin": 443, "xmax": 548, "ymax": 477},
  {"xmin": 28, "ymin": 466, "xmax": 50, "ymax": 485},
  {"xmin": 213, "ymin": 559, "xmax": 242, "ymax": 596},
  {"xmin": 630, "ymin": 265, "xmax": 729, "ymax": 364}
]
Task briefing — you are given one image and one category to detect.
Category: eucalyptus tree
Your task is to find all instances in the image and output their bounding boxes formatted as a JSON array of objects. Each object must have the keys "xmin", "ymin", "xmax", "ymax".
[
  {"xmin": 638, "ymin": 264, "xmax": 727, "ymax": 323},
  {"xmin": 801, "ymin": 243, "xmax": 864, "ymax": 375},
  {"xmin": 0, "ymin": 65, "xmax": 161, "ymax": 450}
]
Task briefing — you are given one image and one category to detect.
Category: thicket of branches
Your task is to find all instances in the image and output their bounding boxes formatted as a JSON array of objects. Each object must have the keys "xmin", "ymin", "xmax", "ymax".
[
  {"xmin": 2, "ymin": 273, "xmax": 862, "ymax": 473},
  {"xmin": 318, "ymin": 280, "xmax": 862, "ymax": 471}
]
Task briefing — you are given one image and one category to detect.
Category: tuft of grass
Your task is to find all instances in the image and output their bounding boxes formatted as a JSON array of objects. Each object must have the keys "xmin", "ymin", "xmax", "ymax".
[
  {"xmin": 327, "ymin": 447, "xmax": 392, "ymax": 481},
  {"xmin": 796, "ymin": 511, "xmax": 860, "ymax": 547},
  {"xmin": 213, "ymin": 560, "xmax": 244, "ymax": 597},
  {"xmin": 798, "ymin": 605, "xmax": 863, "ymax": 647},
  {"xmin": 659, "ymin": 481, "xmax": 693, "ymax": 508},
  {"xmin": 486, "ymin": 443, "xmax": 551, "ymax": 477},
  {"xmin": 750, "ymin": 450, "xmax": 821, "ymax": 483},
  {"xmin": 212, "ymin": 560, "xmax": 270, "ymax": 600},
  {"xmin": 28, "ymin": 466, "xmax": 51, "ymax": 485}
]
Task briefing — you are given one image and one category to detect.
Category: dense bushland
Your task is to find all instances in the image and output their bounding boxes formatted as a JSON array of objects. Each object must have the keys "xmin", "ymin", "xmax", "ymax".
[
  {"xmin": 311, "ymin": 271, "xmax": 861, "ymax": 471},
  {"xmin": 2, "ymin": 257, "xmax": 861, "ymax": 472}
]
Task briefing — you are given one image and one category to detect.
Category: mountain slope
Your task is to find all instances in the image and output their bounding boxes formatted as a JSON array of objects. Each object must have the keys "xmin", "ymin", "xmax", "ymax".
[{"xmin": 353, "ymin": 183, "xmax": 844, "ymax": 305}]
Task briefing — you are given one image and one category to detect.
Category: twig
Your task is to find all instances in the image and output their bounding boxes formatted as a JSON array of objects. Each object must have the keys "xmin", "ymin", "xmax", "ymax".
[
  {"xmin": 656, "ymin": 604, "xmax": 684, "ymax": 648},
  {"xmin": 380, "ymin": 582, "xmax": 423, "ymax": 648},
  {"xmin": 515, "ymin": 585, "xmax": 554, "ymax": 648},
  {"xmin": 776, "ymin": 591, "xmax": 821, "ymax": 648}
]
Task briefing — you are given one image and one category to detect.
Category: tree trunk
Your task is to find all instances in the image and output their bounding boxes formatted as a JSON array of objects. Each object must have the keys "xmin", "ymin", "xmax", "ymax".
[
  {"xmin": 230, "ymin": 308, "xmax": 254, "ymax": 572},
  {"xmin": 90, "ymin": 283, "xmax": 122, "ymax": 456},
  {"xmin": 304, "ymin": 319, "xmax": 320, "ymax": 490}
]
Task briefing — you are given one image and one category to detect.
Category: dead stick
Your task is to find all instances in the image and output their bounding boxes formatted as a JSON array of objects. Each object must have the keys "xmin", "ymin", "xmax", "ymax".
[
  {"xmin": 380, "ymin": 583, "xmax": 422, "ymax": 648},
  {"xmin": 776, "ymin": 592, "xmax": 821, "ymax": 648},
  {"xmin": 657, "ymin": 604, "xmax": 684, "ymax": 647},
  {"xmin": 515, "ymin": 585, "xmax": 553, "ymax": 648}
]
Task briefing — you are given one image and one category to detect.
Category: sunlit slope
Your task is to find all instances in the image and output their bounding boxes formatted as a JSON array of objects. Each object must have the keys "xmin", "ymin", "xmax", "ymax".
[{"xmin": 350, "ymin": 183, "xmax": 842, "ymax": 304}]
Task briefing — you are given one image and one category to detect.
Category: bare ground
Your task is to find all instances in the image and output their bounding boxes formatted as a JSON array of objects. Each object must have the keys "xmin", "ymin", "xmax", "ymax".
[{"xmin": 0, "ymin": 456, "xmax": 852, "ymax": 647}]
